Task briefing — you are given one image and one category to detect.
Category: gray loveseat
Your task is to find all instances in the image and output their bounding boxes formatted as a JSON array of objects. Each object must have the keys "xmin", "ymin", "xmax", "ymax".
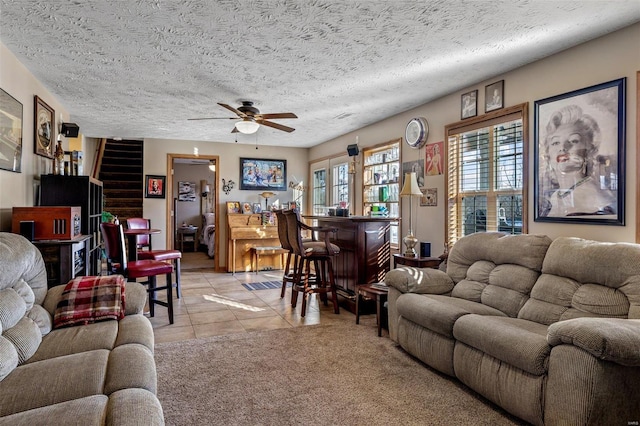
[
  {"xmin": 386, "ymin": 232, "xmax": 640, "ymax": 425},
  {"xmin": 0, "ymin": 232, "xmax": 164, "ymax": 425}
]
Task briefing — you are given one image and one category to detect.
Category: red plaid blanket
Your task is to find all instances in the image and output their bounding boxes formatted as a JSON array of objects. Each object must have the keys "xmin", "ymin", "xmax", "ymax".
[{"xmin": 54, "ymin": 275, "xmax": 126, "ymax": 329}]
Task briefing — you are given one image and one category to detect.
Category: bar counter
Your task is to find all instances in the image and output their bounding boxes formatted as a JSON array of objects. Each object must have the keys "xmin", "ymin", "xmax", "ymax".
[{"xmin": 303, "ymin": 215, "xmax": 396, "ymax": 311}]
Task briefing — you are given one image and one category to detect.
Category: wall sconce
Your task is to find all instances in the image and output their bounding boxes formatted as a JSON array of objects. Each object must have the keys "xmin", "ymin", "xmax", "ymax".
[
  {"xmin": 222, "ymin": 179, "xmax": 235, "ymax": 195},
  {"xmin": 201, "ymin": 179, "xmax": 210, "ymax": 198}
]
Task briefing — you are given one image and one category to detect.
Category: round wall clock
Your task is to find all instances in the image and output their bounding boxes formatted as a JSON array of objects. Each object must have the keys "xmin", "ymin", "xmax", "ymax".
[{"xmin": 404, "ymin": 117, "xmax": 429, "ymax": 149}]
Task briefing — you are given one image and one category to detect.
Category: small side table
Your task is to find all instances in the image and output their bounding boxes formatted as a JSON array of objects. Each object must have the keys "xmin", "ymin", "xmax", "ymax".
[
  {"xmin": 177, "ymin": 226, "xmax": 198, "ymax": 252},
  {"xmin": 355, "ymin": 283, "xmax": 389, "ymax": 337},
  {"xmin": 393, "ymin": 253, "xmax": 442, "ymax": 269}
]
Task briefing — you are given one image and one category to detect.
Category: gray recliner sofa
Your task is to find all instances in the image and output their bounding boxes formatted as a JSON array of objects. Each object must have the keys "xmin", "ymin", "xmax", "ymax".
[
  {"xmin": 0, "ymin": 232, "xmax": 164, "ymax": 425},
  {"xmin": 385, "ymin": 232, "xmax": 640, "ymax": 425}
]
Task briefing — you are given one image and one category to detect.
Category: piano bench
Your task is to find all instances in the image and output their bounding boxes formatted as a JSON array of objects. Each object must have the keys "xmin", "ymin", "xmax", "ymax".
[{"xmin": 251, "ymin": 246, "xmax": 289, "ymax": 274}]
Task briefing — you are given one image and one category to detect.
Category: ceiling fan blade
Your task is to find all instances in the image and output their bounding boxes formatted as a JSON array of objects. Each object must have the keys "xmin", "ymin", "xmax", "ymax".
[
  {"xmin": 218, "ymin": 103, "xmax": 245, "ymax": 118},
  {"xmin": 259, "ymin": 112, "xmax": 298, "ymax": 119},
  {"xmin": 259, "ymin": 120, "xmax": 295, "ymax": 133},
  {"xmin": 187, "ymin": 117, "xmax": 236, "ymax": 120}
]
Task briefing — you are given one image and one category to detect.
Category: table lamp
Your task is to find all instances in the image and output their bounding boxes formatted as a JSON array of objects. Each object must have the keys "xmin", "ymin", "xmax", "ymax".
[
  {"xmin": 260, "ymin": 191, "xmax": 276, "ymax": 210},
  {"xmin": 400, "ymin": 172, "xmax": 422, "ymax": 257}
]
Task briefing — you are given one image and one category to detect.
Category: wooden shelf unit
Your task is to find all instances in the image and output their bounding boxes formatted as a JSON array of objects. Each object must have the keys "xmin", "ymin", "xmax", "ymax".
[{"xmin": 40, "ymin": 175, "xmax": 104, "ymax": 277}]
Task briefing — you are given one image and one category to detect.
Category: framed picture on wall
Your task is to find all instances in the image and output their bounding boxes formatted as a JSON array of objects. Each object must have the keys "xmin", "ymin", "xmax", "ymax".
[
  {"xmin": 145, "ymin": 175, "xmax": 166, "ymax": 198},
  {"xmin": 485, "ymin": 80, "xmax": 504, "ymax": 112},
  {"xmin": 34, "ymin": 95, "xmax": 55, "ymax": 158},
  {"xmin": 178, "ymin": 181, "xmax": 196, "ymax": 202},
  {"xmin": 534, "ymin": 78, "xmax": 625, "ymax": 226},
  {"xmin": 239, "ymin": 157, "xmax": 286, "ymax": 191},
  {"xmin": 461, "ymin": 90, "xmax": 477, "ymax": 119},
  {"xmin": 0, "ymin": 88, "xmax": 23, "ymax": 172}
]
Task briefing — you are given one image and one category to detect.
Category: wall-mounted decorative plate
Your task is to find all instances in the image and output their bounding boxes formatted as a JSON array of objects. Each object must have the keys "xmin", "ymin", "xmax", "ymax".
[{"xmin": 405, "ymin": 117, "xmax": 429, "ymax": 149}]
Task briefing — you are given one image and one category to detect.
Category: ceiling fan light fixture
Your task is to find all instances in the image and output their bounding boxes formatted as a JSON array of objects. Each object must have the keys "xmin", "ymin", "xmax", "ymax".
[
  {"xmin": 208, "ymin": 160, "xmax": 216, "ymax": 172},
  {"xmin": 235, "ymin": 118, "xmax": 260, "ymax": 134}
]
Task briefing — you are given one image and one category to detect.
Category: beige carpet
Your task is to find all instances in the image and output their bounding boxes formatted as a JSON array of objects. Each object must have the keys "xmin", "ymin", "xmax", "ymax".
[{"xmin": 155, "ymin": 323, "xmax": 524, "ymax": 426}]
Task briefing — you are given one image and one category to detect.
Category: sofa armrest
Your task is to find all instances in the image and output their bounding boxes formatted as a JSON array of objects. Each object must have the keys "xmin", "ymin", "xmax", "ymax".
[
  {"xmin": 43, "ymin": 280, "xmax": 147, "ymax": 316},
  {"xmin": 547, "ymin": 318, "xmax": 640, "ymax": 366},
  {"xmin": 384, "ymin": 266, "xmax": 454, "ymax": 294}
]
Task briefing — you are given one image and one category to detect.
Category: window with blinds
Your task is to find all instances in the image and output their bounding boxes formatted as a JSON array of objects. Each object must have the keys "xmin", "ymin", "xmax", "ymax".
[{"xmin": 446, "ymin": 104, "xmax": 528, "ymax": 246}]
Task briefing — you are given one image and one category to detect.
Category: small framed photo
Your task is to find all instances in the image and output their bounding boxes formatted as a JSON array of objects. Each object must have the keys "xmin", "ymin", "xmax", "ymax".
[
  {"xmin": 461, "ymin": 90, "xmax": 477, "ymax": 119},
  {"xmin": 242, "ymin": 202, "xmax": 253, "ymax": 214},
  {"xmin": 485, "ymin": 80, "xmax": 504, "ymax": 112},
  {"xmin": 252, "ymin": 203, "xmax": 262, "ymax": 213},
  {"xmin": 420, "ymin": 188, "xmax": 437, "ymax": 207},
  {"xmin": 145, "ymin": 175, "xmax": 166, "ymax": 198},
  {"xmin": 226, "ymin": 201, "xmax": 241, "ymax": 214},
  {"xmin": 34, "ymin": 95, "xmax": 55, "ymax": 158}
]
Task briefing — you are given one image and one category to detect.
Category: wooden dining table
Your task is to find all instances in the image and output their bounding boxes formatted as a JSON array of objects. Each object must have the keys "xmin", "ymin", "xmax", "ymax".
[{"xmin": 123, "ymin": 228, "xmax": 161, "ymax": 261}]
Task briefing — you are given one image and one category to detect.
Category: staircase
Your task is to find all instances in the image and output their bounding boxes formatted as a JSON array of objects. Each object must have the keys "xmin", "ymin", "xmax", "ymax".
[{"xmin": 98, "ymin": 139, "xmax": 143, "ymax": 221}]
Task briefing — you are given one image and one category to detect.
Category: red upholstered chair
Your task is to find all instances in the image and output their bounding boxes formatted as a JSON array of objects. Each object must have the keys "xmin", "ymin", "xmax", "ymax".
[
  {"xmin": 101, "ymin": 222, "xmax": 174, "ymax": 324},
  {"xmin": 126, "ymin": 217, "xmax": 182, "ymax": 298},
  {"xmin": 284, "ymin": 209, "xmax": 340, "ymax": 317}
]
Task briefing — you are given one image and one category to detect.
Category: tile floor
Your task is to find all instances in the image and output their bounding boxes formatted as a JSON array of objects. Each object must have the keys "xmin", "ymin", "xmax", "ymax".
[{"xmin": 149, "ymin": 252, "xmax": 378, "ymax": 343}]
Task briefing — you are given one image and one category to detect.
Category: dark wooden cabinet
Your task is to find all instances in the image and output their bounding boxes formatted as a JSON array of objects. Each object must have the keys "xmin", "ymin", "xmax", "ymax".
[
  {"xmin": 40, "ymin": 175, "xmax": 104, "ymax": 277},
  {"xmin": 306, "ymin": 216, "xmax": 394, "ymax": 310},
  {"xmin": 33, "ymin": 235, "xmax": 91, "ymax": 288}
]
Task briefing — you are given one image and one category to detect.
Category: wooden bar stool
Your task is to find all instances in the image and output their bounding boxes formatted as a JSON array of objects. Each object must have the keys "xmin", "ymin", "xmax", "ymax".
[{"xmin": 284, "ymin": 209, "xmax": 340, "ymax": 317}]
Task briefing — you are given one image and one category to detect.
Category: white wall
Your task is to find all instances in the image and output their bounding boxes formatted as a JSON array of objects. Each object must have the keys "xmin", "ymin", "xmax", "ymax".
[
  {"xmin": 142, "ymin": 137, "xmax": 308, "ymax": 269},
  {"xmin": 310, "ymin": 23, "xmax": 640, "ymax": 255},
  {"xmin": 0, "ymin": 43, "xmax": 73, "ymax": 230}
]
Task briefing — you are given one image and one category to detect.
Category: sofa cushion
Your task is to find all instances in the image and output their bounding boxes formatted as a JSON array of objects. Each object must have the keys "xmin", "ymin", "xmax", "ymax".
[
  {"xmin": 396, "ymin": 294, "xmax": 506, "ymax": 338},
  {"xmin": 0, "ymin": 233, "xmax": 48, "ymax": 305},
  {"xmin": 447, "ymin": 232, "xmax": 552, "ymax": 284},
  {"xmin": 0, "ymin": 395, "xmax": 108, "ymax": 426},
  {"xmin": 520, "ymin": 237, "xmax": 640, "ymax": 325},
  {"xmin": 26, "ymin": 320, "xmax": 118, "ymax": 364},
  {"xmin": 453, "ymin": 315, "xmax": 550, "ymax": 375},
  {"xmin": 446, "ymin": 233, "xmax": 551, "ymax": 317},
  {"xmin": 26, "ymin": 305, "xmax": 52, "ymax": 336},
  {"xmin": 0, "ymin": 288, "xmax": 26, "ymax": 331},
  {"xmin": 0, "ymin": 349, "xmax": 108, "ymax": 416},
  {"xmin": 2, "ymin": 317, "xmax": 41, "ymax": 365},
  {"xmin": 0, "ymin": 336, "xmax": 18, "ymax": 382}
]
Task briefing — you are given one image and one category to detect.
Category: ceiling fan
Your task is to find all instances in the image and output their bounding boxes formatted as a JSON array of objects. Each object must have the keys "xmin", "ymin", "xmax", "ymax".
[{"xmin": 188, "ymin": 101, "xmax": 297, "ymax": 134}]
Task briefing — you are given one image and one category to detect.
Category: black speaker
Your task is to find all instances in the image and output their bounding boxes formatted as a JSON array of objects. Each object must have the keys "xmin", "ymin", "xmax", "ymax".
[
  {"xmin": 19, "ymin": 221, "xmax": 35, "ymax": 242},
  {"xmin": 347, "ymin": 144, "xmax": 359, "ymax": 157},
  {"xmin": 61, "ymin": 122, "xmax": 80, "ymax": 138},
  {"xmin": 420, "ymin": 242, "xmax": 431, "ymax": 258}
]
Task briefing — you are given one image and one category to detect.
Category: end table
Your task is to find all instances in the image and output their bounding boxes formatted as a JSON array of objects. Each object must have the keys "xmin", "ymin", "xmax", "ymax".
[
  {"xmin": 393, "ymin": 253, "xmax": 442, "ymax": 269},
  {"xmin": 355, "ymin": 283, "xmax": 389, "ymax": 337}
]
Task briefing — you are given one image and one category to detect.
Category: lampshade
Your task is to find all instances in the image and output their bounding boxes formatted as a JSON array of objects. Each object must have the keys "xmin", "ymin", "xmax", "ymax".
[
  {"xmin": 260, "ymin": 191, "xmax": 276, "ymax": 199},
  {"xmin": 235, "ymin": 119, "xmax": 260, "ymax": 134},
  {"xmin": 208, "ymin": 161, "xmax": 216, "ymax": 172},
  {"xmin": 203, "ymin": 184, "xmax": 211, "ymax": 193},
  {"xmin": 400, "ymin": 172, "xmax": 422, "ymax": 196}
]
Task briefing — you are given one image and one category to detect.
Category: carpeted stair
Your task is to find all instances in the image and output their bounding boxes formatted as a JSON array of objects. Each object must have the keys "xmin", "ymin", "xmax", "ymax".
[{"xmin": 99, "ymin": 139, "xmax": 143, "ymax": 222}]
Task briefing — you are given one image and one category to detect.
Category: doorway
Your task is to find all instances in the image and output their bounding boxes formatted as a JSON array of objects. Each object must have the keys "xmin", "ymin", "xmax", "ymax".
[{"xmin": 166, "ymin": 153, "xmax": 221, "ymax": 271}]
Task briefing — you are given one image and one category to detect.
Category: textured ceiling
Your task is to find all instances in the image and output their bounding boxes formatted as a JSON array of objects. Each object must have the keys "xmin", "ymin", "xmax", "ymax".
[{"xmin": 1, "ymin": 1, "xmax": 639, "ymax": 148}]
